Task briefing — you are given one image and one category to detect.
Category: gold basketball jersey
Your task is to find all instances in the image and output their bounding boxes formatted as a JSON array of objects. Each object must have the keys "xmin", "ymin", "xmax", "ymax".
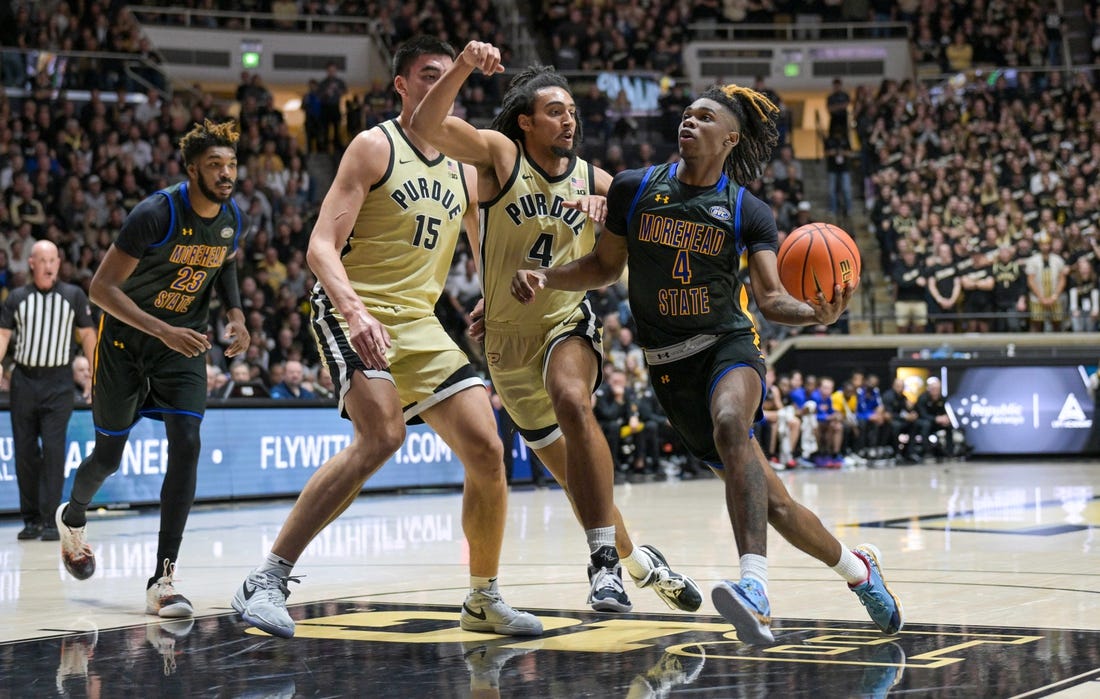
[
  {"xmin": 342, "ymin": 120, "xmax": 469, "ymax": 318},
  {"xmin": 480, "ymin": 147, "xmax": 596, "ymax": 332}
]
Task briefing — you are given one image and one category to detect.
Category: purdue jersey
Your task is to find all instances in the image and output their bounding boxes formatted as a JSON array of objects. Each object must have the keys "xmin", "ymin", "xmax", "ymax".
[
  {"xmin": 116, "ymin": 181, "xmax": 242, "ymax": 331},
  {"xmin": 604, "ymin": 163, "xmax": 778, "ymax": 348},
  {"xmin": 342, "ymin": 120, "xmax": 469, "ymax": 317},
  {"xmin": 480, "ymin": 145, "xmax": 596, "ymax": 332}
]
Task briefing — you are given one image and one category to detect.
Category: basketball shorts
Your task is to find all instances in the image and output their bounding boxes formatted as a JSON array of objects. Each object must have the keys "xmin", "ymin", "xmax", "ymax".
[
  {"xmin": 646, "ymin": 332, "xmax": 766, "ymax": 465},
  {"xmin": 91, "ymin": 317, "xmax": 208, "ymax": 434},
  {"xmin": 310, "ymin": 291, "xmax": 481, "ymax": 424},
  {"xmin": 484, "ymin": 300, "xmax": 602, "ymax": 449}
]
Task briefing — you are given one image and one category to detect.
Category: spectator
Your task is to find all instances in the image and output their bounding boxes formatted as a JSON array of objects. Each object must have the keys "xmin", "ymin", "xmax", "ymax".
[
  {"xmin": 926, "ymin": 242, "xmax": 961, "ymax": 334},
  {"xmin": 990, "ymin": 244, "xmax": 1028, "ymax": 331},
  {"xmin": 916, "ymin": 377, "xmax": 954, "ymax": 461},
  {"xmin": 1067, "ymin": 256, "xmax": 1100, "ymax": 332},
  {"xmin": 317, "ymin": 61, "xmax": 347, "ymax": 150},
  {"xmin": 269, "ymin": 360, "xmax": 315, "ymax": 399},
  {"xmin": 1025, "ymin": 232, "xmax": 1067, "ymax": 332}
]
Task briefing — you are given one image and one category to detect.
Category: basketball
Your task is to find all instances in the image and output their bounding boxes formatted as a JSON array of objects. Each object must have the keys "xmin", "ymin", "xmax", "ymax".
[{"xmin": 776, "ymin": 222, "xmax": 861, "ymax": 303}]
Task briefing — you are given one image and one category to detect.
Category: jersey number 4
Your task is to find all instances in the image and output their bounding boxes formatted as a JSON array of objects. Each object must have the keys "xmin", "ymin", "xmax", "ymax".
[
  {"xmin": 527, "ymin": 232, "xmax": 554, "ymax": 267},
  {"xmin": 672, "ymin": 250, "xmax": 692, "ymax": 284}
]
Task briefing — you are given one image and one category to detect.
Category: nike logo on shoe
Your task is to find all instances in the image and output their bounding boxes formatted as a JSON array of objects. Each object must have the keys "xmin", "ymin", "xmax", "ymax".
[
  {"xmin": 242, "ymin": 583, "xmax": 257, "ymax": 601},
  {"xmin": 463, "ymin": 603, "xmax": 487, "ymax": 620}
]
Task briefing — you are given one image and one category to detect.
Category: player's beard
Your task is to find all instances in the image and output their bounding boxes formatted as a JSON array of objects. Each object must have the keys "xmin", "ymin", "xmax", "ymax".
[
  {"xmin": 551, "ymin": 145, "xmax": 575, "ymax": 159},
  {"xmin": 197, "ymin": 174, "xmax": 234, "ymax": 204}
]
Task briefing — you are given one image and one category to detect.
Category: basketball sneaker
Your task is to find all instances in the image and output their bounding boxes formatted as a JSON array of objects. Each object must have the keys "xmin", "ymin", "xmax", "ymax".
[
  {"xmin": 850, "ymin": 544, "xmax": 904, "ymax": 634},
  {"xmin": 711, "ymin": 578, "xmax": 774, "ymax": 645},
  {"xmin": 460, "ymin": 589, "xmax": 543, "ymax": 636},
  {"xmin": 56, "ymin": 502, "xmax": 95, "ymax": 580},
  {"xmin": 629, "ymin": 545, "xmax": 702, "ymax": 612},
  {"xmin": 587, "ymin": 545, "xmax": 632, "ymax": 612},
  {"xmin": 146, "ymin": 559, "xmax": 194, "ymax": 618},
  {"xmin": 232, "ymin": 569, "xmax": 298, "ymax": 638}
]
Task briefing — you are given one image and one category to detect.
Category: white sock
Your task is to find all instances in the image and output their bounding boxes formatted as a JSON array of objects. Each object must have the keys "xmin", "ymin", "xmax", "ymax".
[
  {"xmin": 257, "ymin": 552, "xmax": 295, "ymax": 578},
  {"xmin": 586, "ymin": 526, "xmax": 615, "ymax": 554},
  {"xmin": 621, "ymin": 547, "xmax": 652, "ymax": 582},
  {"xmin": 471, "ymin": 575, "xmax": 498, "ymax": 594},
  {"xmin": 832, "ymin": 546, "xmax": 869, "ymax": 585},
  {"xmin": 740, "ymin": 553, "xmax": 768, "ymax": 593}
]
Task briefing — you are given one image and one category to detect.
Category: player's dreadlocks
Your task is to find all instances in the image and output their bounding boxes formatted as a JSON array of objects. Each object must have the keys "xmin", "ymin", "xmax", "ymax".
[
  {"xmin": 178, "ymin": 119, "xmax": 239, "ymax": 167},
  {"xmin": 490, "ymin": 64, "xmax": 583, "ymax": 145},
  {"xmin": 698, "ymin": 84, "xmax": 779, "ymax": 186}
]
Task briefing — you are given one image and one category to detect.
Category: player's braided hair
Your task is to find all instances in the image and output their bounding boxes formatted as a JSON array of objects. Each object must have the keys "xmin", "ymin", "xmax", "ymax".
[
  {"xmin": 490, "ymin": 64, "xmax": 582, "ymax": 145},
  {"xmin": 178, "ymin": 119, "xmax": 239, "ymax": 167},
  {"xmin": 698, "ymin": 84, "xmax": 779, "ymax": 186}
]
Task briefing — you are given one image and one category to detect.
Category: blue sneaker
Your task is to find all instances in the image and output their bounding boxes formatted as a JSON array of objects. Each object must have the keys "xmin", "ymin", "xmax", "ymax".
[
  {"xmin": 851, "ymin": 544, "xmax": 904, "ymax": 634},
  {"xmin": 711, "ymin": 578, "xmax": 774, "ymax": 645}
]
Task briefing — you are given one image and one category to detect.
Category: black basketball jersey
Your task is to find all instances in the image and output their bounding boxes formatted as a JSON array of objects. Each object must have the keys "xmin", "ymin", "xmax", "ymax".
[
  {"xmin": 604, "ymin": 163, "xmax": 777, "ymax": 348},
  {"xmin": 115, "ymin": 182, "xmax": 242, "ymax": 331}
]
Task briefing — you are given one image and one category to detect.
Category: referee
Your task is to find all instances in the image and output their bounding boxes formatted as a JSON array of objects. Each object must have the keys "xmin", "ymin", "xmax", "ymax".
[{"xmin": 0, "ymin": 240, "xmax": 95, "ymax": 541}]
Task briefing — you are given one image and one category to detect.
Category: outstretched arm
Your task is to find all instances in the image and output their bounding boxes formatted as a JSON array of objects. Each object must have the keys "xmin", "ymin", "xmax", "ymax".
[
  {"xmin": 512, "ymin": 230, "xmax": 628, "ymax": 303},
  {"xmin": 408, "ymin": 41, "xmax": 513, "ymax": 175}
]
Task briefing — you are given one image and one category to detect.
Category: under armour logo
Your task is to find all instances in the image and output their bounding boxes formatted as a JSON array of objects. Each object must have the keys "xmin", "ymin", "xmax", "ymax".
[
  {"xmin": 656, "ymin": 351, "xmax": 671, "ymax": 360},
  {"xmin": 660, "ymin": 375, "xmax": 670, "ymax": 384},
  {"xmin": 655, "ymin": 194, "xmax": 669, "ymax": 204},
  {"xmin": 181, "ymin": 227, "xmax": 193, "ymax": 236},
  {"xmin": 113, "ymin": 340, "xmax": 125, "ymax": 349}
]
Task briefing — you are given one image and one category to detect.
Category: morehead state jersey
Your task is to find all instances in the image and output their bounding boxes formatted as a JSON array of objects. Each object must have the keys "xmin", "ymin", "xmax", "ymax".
[
  {"xmin": 610, "ymin": 163, "xmax": 778, "ymax": 348},
  {"xmin": 341, "ymin": 120, "xmax": 469, "ymax": 317},
  {"xmin": 480, "ymin": 147, "xmax": 596, "ymax": 332},
  {"xmin": 119, "ymin": 181, "xmax": 241, "ymax": 331}
]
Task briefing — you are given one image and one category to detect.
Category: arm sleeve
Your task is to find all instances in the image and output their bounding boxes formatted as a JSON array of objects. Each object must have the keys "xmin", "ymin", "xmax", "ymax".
[
  {"xmin": 114, "ymin": 194, "xmax": 173, "ymax": 258},
  {"xmin": 215, "ymin": 258, "xmax": 243, "ymax": 311},
  {"xmin": 740, "ymin": 191, "xmax": 779, "ymax": 256},
  {"xmin": 604, "ymin": 168, "xmax": 648, "ymax": 237}
]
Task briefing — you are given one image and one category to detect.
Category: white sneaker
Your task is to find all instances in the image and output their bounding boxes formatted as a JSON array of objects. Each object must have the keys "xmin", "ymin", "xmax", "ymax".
[
  {"xmin": 629, "ymin": 545, "xmax": 702, "ymax": 612},
  {"xmin": 146, "ymin": 559, "xmax": 194, "ymax": 618},
  {"xmin": 56, "ymin": 502, "xmax": 95, "ymax": 580},
  {"xmin": 232, "ymin": 569, "xmax": 297, "ymax": 638},
  {"xmin": 460, "ymin": 588, "xmax": 543, "ymax": 636}
]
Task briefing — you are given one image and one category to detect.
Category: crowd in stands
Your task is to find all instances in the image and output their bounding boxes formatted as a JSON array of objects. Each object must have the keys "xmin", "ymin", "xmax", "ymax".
[
  {"xmin": 2, "ymin": 0, "xmax": 1097, "ymax": 480},
  {"xmin": 758, "ymin": 368, "xmax": 964, "ymax": 471}
]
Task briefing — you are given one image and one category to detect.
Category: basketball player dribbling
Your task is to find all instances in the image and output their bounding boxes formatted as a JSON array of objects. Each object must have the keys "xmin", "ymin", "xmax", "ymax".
[{"xmin": 512, "ymin": 83, "xmax": 904, "ymax": 645}]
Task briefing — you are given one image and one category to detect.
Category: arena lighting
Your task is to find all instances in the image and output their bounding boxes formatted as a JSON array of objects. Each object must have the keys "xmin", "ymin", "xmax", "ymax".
[{"xmin": 242, "ymin": 51, "xmax": 260, "ymax": 69}]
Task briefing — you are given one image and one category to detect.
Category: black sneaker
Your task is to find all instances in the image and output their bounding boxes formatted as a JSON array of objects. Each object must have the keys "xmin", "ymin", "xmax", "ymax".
[
  {"xmin": 587, "ymin": 545, "xmax": 632, "ymax": 612},
  {"xmin": 40, "ymin": 525, "xmax": 60, "ymax": 541},
  {"xmin": 17, "ymin": 523, "xmax": 42, "ymax": 540}
]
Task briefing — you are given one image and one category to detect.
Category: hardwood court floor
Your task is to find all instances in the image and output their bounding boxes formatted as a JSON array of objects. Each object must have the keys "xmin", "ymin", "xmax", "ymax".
[{"xmin": 1, "ymin": 458, "xmax": 1097, "ymax": 697}]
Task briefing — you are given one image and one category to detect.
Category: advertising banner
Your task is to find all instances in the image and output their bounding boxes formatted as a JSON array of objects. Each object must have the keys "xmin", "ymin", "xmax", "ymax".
[{"xmin": 0, "ymin": 406, "xmax": 532, "ymax": 515}]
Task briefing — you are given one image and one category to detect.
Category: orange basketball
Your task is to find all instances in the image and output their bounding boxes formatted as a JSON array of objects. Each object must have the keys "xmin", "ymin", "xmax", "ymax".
[{"xmin": 776, "ymin": 222, "xmax": 861, "ymax": 303}]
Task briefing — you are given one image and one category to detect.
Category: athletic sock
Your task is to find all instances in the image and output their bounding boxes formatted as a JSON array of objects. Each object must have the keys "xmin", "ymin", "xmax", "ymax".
[
  {"xmin": 585, "ymin": 526, "xmax": 615, "ymax": 555},
  {"xmin": 470, "ymin": 575, "xmax": 498, "ymax": 594},
  {"xmin": 621, "ymin": 547, "xmax": 652, "ymax": 581},
  {"xmin": 740, "ymin": 553, "xmax": 768, "ymax": 593},
  {"xmin": 257, "ymin": 552, "xmax": 295, "ymax": 578},
  {"xmin": 832, "ymin": 546, "xmax": 869, "ymax": 586}
]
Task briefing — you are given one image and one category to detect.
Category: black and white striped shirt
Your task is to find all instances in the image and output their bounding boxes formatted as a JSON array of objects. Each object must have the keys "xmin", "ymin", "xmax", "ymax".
[{"xmin": 0, "ymin": 282, "xmax": 94, "ymax": 369}]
